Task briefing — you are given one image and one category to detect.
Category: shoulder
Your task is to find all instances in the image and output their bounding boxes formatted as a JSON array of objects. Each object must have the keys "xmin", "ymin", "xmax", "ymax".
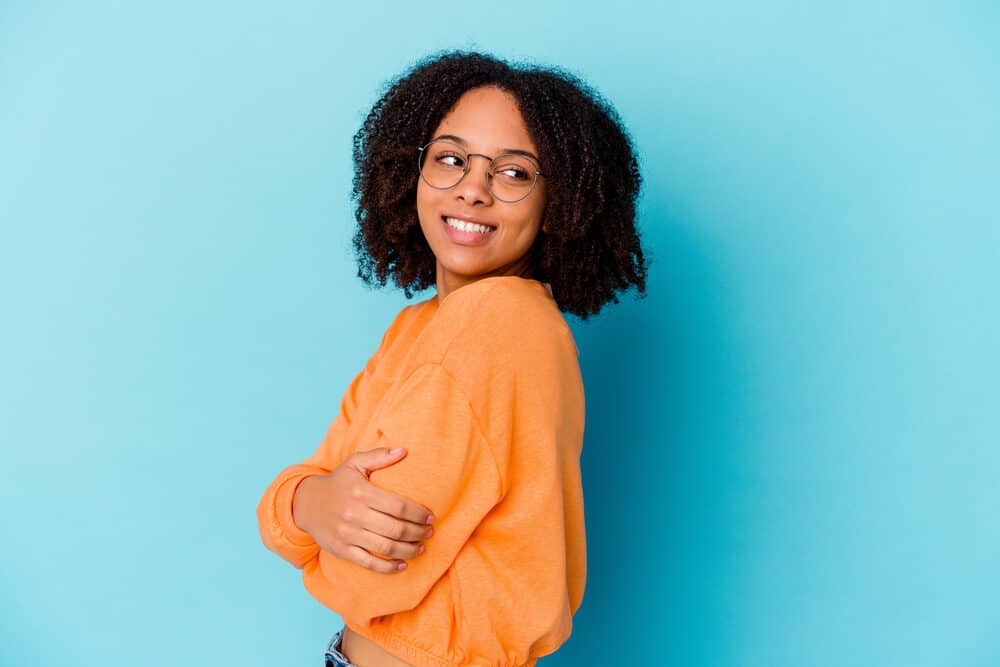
[
  {"xmin": 385, "ymin": 295, "xmax": 437, "ymax": 336},
  {"xmin": 440, "ymin": 276, "xmax": 569, "ymax": 335},
  {"xmin": 443, "ymin": 274, "xmax": 560, "ymax": 317},
  {"xmin": 435, "ymin": 277, "xmax": 579, "ymax": 371},
  {"xmin": 371, "ymin": 295, "xmax": 438, "ymax": 363}
]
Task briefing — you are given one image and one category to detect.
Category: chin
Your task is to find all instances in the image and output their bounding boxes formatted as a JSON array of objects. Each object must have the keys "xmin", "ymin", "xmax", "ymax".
[
  {"xmin": 435, "ymin": 247, "xmax": 490, "ymax": 270},
  {"xmin": 440, "ymin": 260, "xmax": 491, "ymax": 279}
]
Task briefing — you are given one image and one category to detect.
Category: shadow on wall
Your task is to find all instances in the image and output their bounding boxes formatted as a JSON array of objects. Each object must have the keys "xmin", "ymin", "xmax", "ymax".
[{"xmin": 547, "ymin": 197, "xmax": 753, "ymax": 665}]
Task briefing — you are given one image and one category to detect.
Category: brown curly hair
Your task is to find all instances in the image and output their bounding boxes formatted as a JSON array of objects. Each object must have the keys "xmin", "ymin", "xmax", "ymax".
[{"xmin": 351, "ymin": 50, "xmax": 648, "ymax": 320}]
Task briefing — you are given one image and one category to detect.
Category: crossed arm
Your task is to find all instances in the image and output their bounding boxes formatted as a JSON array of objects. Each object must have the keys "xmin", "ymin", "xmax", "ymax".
[{"xmin": 257, "ymin": 362, "xmax": 503, "ymax": 621}]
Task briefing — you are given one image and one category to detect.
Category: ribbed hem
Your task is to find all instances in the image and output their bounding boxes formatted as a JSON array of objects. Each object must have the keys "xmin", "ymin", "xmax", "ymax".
[{"xmin": 343, "ymin": 621, "xmax": 538, "ymax": 667}]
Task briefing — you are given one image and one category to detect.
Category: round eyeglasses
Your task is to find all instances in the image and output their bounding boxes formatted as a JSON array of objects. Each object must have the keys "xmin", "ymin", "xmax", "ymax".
[{"xmin": 417, "ymin": 139, "xmax": 544, "ymax": 203}]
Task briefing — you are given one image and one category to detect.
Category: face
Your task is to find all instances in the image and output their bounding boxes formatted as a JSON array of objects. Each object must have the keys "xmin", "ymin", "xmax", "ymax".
[{"xmin": 416, "ymin": 86, "xmax": 547, "ymax": 295}]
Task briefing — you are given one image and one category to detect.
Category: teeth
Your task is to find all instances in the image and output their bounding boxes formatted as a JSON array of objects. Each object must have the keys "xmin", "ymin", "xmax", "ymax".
[{"xmin": 445, "ymin": 217, "xmax": 493, "ymax": 234}]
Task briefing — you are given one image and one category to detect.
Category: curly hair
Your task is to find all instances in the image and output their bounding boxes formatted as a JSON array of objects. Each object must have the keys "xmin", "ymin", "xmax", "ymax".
[{"xmin": 351, "ymin": 50, "xmax": 648, "ymax": 320}]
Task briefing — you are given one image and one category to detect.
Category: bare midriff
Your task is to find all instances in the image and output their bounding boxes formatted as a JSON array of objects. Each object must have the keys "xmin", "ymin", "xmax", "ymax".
[{"xmin": 341, "ymin": 626, "xmax": 414, "ymax": 667}]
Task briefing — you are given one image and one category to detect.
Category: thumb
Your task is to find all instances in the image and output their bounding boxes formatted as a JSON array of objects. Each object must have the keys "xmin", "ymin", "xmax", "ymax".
[{"xmin": 351, "ymin": 446, "xmax": 407, "ymax": 476}]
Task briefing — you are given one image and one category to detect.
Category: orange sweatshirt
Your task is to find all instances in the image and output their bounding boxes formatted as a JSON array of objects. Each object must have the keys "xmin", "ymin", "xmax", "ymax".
[{"xmin": 256, "ymin": 276, "xmax": 587, "ymax": 667}]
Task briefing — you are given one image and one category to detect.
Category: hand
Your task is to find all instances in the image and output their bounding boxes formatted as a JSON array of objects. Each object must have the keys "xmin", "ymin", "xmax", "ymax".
[{"xmin": 292, "ymin": 447, "xmax": 436, "ymax": 574}]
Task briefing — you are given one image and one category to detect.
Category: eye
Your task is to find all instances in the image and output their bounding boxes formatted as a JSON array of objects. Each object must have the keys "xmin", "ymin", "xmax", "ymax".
[
  {"xmin": 436, "ymin": 152, "xmax": 465, "ymax": 168},
  {"xmin": 495, "ymin": 164, "xmax": 530, "ymax": 181}
]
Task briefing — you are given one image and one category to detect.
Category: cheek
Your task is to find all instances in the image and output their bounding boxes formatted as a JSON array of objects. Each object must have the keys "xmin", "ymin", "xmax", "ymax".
[
  {"xmin": 415, "ymin": 183, "xmax": 436, "ymax": 225},
  {"xmin": 530, "ymin": 185, "xmax": 548, "ymax": 221},
  {"xmin": 527, "ymin": 197, "xmax": 547, "ymax": 234},
  {"xmin": 415, "ymin": 181, "xmax": 427, "ymax": 208}
]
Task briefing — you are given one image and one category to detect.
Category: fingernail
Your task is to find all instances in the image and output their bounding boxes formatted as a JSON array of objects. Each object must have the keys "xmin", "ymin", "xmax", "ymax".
[
  {"xmin": 426, "ymin": 515, "xmax": 435, "ymax": 524},
  {"xmin": 397, "ymin": 561, "xmax": 407, "ymax": 570},
  {"xmin": 390, "ymin": 448, "xmax": 404, "ymax": 455},
  {"xmin": 418, "ymin": 544, "xmax": 425, "ymax": 554},
  {"xmin": 426, "ymin": 527, "xmax": 434, "ymax": 537}
]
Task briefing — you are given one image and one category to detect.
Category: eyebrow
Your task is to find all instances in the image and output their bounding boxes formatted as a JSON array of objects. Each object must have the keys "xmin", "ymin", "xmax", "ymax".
[{"xmin": 431, "ymin": 134, "xmax": 540, "ymax": 162}]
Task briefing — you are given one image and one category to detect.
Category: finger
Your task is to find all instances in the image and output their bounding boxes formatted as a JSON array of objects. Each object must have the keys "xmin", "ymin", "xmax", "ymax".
[
  {"xmin": 355, "ymin": 527, "xmax": 426, "ymax": 560},
  {"xmin": 350, "ymin": 446, "xmax": 407, "ymax": 476},
  {"xmin": 341, "ymin": 543, "xmax": 408, "ymax": 574},
  {"xmin": 360, "ymin": 504, "xmax": 435, "ymax": 544},
  {"xmin": 365, "ymin": 484, "xmax": 435, "ymax": 526}
]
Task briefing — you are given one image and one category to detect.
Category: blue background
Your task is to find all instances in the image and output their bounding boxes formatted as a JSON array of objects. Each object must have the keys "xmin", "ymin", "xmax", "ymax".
[{"xmin": 2, "ymin": 2, "xmax": 998, "ymax": 665}]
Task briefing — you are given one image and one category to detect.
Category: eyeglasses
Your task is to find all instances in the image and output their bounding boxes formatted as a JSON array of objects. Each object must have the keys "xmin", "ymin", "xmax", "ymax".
[{"xmin": 417, "ymin": 139, "xmax": 544, "ymax": 203}]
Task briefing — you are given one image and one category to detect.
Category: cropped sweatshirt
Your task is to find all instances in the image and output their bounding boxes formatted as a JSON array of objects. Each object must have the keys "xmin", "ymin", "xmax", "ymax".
[{"xmin": 256, "ymin": 276, "xmax": 587, "ymax": 667}]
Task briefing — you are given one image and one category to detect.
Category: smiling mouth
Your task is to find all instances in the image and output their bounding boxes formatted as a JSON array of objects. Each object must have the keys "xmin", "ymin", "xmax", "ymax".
[{"xmin": 442, "ymin": 216, "xmax": 497, "ymax": 234}]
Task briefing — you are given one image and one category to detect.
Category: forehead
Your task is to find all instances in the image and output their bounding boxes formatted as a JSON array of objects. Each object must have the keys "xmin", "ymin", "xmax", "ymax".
[{"xmin": 431, "ymin": 86, "xmax": 537, "ymax": 154}]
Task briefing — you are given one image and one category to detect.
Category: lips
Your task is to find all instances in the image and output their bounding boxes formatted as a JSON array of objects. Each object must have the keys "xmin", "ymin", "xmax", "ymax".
[
  {"xmin": 442, "ymin": 215, "xmax": 497, "ymax": 232},
  {"xmin": 440, "ymin": 215, "xmax": 495, "ymax": 246}
]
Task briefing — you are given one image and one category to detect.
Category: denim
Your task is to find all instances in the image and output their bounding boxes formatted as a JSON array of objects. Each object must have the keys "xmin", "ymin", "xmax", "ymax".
[{"xmin": 323, "ymin": 626, "xmax": 359, "ymax": 667}]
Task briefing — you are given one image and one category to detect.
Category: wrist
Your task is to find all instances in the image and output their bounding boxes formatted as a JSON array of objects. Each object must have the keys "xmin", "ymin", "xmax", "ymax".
[{"xmin": 292, "ymin": 474, "xmax": 320, "ymax": 535}]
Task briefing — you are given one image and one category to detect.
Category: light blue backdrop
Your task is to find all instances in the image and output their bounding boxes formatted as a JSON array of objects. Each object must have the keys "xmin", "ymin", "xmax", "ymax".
[{"xmin": 2, "ymin": 2, "xmax": 998, "ymax": 665}]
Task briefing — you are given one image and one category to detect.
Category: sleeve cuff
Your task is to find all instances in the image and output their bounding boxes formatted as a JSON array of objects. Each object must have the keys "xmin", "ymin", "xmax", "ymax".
[{"xmin": 276, "ymin": 473, "xmax": 320, "ymax": 548}]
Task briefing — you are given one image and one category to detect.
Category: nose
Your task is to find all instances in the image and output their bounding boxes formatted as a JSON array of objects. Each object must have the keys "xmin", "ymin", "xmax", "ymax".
[{"xmin": 453, "ymin": 153, "xmax": 494, "ymax": 205}]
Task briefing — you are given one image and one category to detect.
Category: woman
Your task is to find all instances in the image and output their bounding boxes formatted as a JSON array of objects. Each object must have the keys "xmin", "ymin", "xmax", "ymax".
[{"xmin": 257, "ymin": 51, "xmax": 647, "ymax": 667}]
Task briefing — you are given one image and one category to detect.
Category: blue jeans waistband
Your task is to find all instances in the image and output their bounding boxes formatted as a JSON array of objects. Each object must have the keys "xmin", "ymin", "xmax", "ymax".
[{"xmin": 323, "ymin": 627, "xmax": 357, "ymax": 667}]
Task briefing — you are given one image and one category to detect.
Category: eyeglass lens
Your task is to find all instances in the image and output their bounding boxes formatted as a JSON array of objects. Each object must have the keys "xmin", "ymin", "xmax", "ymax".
[{"xmin": 419, "ymin": 141, "xmax": 539, "ymax": 202}]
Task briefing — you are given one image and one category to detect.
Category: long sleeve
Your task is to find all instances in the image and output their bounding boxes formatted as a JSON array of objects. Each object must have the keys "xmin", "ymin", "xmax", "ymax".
[
  {"xmin": 257, "ymin": 280, "xmax": 586, "ymax": 667},
  {"xmin": 256, "ymin": 349, "xmax": 380, "ymax": 569},
  {"xmin": 302, "ymin": 362, "xmax": 503, "ymax": 624}
]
